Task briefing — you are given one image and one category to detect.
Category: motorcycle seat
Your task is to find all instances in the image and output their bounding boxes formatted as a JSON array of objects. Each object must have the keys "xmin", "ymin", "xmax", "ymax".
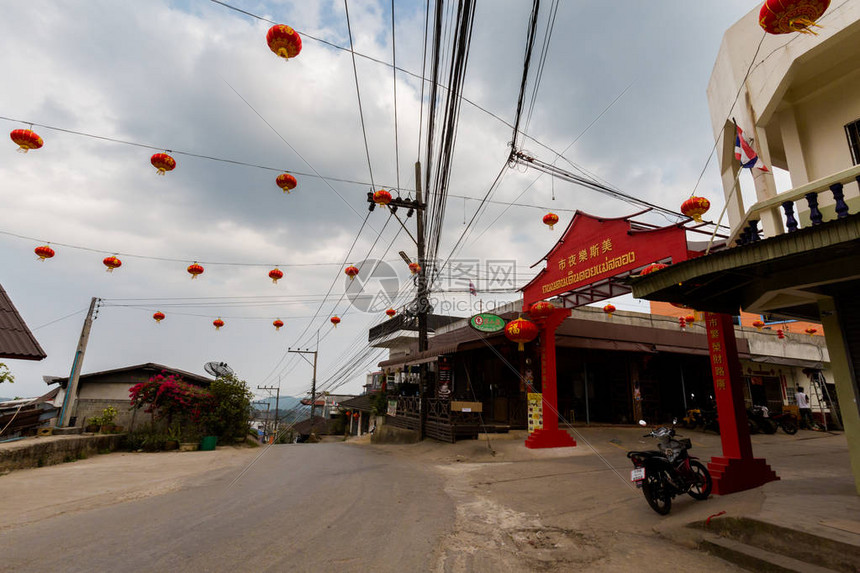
[{"xmin": 627, "ymin": 450, "xmax": 662, "ymax": 459}]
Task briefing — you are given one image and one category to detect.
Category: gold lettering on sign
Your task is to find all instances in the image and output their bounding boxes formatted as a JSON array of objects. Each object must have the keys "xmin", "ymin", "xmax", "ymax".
[
  {"xmin": 542, "ymin": 251, "xmax": 637, "ymax": 294},
  {"xmin": 589, "ymin": 244, "xmax": 600, "ymax": 258}
]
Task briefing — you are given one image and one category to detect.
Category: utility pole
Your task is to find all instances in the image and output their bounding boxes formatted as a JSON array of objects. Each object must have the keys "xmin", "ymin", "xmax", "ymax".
[
  {"xmin": 257, "ymin": 383, "xmax": 280, "ymax": 438},
  {"xmin": 289, "ymin": 347, "xmax": 318, "ymax": 425},
  {"xmin": 415, "ymin": 161, "xmax": 429, "ymax": 439},
  {"xmin": 366, "ymin": 165, "xmax": 429, "ymax": 438},
  {"xmin": 59, "ymin": 297, "xmax": 99, "ymax": 427}
]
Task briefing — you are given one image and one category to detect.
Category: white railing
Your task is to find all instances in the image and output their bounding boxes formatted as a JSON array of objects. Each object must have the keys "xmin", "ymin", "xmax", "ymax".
[{"xmin": 730, "ymin": 163, "xmax": 860, "ymax": 246}]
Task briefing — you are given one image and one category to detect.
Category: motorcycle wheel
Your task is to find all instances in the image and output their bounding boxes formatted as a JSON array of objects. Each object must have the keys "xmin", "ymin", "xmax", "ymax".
[
  {"xmin": 762, "ymin": 419, "xmax": 778, "ymax": 434},
  {"xmin": 686, "ymin": 460, "xmax": 713, "ymax": 500},
  {"xmin": 642, "ymin": 471, "xmax": 672, "ymax": 515},
  {"xmin": 780, "ymin": 418, "xmax": 798, "ymax": 435}
]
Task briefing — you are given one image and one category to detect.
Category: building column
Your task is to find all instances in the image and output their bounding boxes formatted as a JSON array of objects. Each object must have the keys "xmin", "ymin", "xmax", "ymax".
[
  {"xmin": 525, "ymin": 307, "xmax": 576, "ymax": 449},
  {"xmin": 704, "ymin": 312, "xmax": 779, "ymax": 494},
  {"xmin": 818, "ymin": 297, "xmax": 860, "ymax": 494}
]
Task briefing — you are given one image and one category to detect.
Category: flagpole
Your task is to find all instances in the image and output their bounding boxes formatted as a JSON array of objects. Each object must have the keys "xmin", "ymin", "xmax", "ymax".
[{"xmin": 705, "ymin": 167, "xmax": 744, "ymax": 255}]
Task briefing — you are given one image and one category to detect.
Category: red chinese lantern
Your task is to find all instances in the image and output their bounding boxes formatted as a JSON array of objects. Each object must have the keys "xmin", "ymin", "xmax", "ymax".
[
  {"xmin": 213, "ymin": 318, "xmax": 225, "ymax": 330},
  {"xmin": 34, "ymin": 245, "xmax": 55, "ymax": 260},
  {"xmin": 10, "ymin": 129, "xmax": 43, "ymax": 152},
  {"xmin": 276, "ymin": 173, "xmax": 297, "ymax": 194},
  {"xmin": 685, "ymin": 314, "xmax": 696, "ymax": 324},
  {"xmin": 542, "ymin": 212, "xmax": 559, "ymax": 230},
  {"xmin": 386, "ymin": 308, "xmax": 396, "ymax": 318},
  {"xmin": 269, "ymin": 268, "xmax": 284, "ymax": 284},
  {"xmin": 640, "ymin": 263, "xmax": 668, "ymax": 276},
  {"xmin": 153, "ymin": 311, "xmax": 165, "ymax": 323},
  {"xmin": 150, "ymin": 153, "xmax": 176, "ymax": 175},
  {"xmin": 353, "ymin": 412, "xmax": 360, "ymax": 420},
  {"xmin": 266, "ymin": 24, "xmax": 302, "ymax": 60},
  {"xmin": 759, "ymin": 0, "xmax": 830, "ymax": 35},
  {"xmin": 373, "ymin": 189, "xmax": 392, "ymax": 205},
  {"xmin": 330, "ymin": 316, "xmax": 341, "ymax": 328},
  {"xmin": 777, "ymin": 328, "xmax": 785, "ymax": 340},
  {"xmin": 603, "ymin": 303, "xmax": 616, "ymax": 317},
  {"xmin": 187, "ymin": 263, "xmax": 204, "ymax": 279},
  {"xmin": 103, "ymin": 255, "xmax": 122, "ymax": 272},
  {"xmin": 752, "ymin": 320, "xmax": 765, "ymax": 330},
  {"xmin": 345, "ymin": 265, "xmax": 360, "ymax": 280},
  {"xmin": 408, "ymin": 262, "xmax": 421, "ymax": 275},
  {"xmin": 679, "ymin": 317, "xmax": 687, "ymax": 330},
  {"xmin": 680, "ymin": 196, "xmax": 711, "ymax": 223},
  {"xmin": 273, "ymin": 319, "xmax": 284, "ymax": 331},
  {"xmin": 505, "ymin": 318, "xmax": 539, "ymax": 351},
  {"xmin": 344, "ymin": 410, "xmax": 351, "ymax": 416},
  {"xmin": 528, "ymin": 301, "xmax": 555, "ymax": 319},
  {"xmin": 805, "ymin": 327, "xmax": 817, "ymax": 336}
]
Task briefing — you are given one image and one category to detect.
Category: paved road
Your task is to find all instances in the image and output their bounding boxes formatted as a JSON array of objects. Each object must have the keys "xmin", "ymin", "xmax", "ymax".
[
  {"xmin": 5, "ymin": 428, "xmax": 851, "ymax": 572},
  {"xmin": 1, "ymin": 443, "xmax": 455, "ymax": 572}
]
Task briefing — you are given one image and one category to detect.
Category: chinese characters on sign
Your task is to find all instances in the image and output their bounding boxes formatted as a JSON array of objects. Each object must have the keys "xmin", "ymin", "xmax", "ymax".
[
  {"xmin": 706, "ymin": 316, "xmax": 728, "ymax": 391},
  {"xmin": 522, "ymin": 211, "xmax": 690, "ymax": 307},
  {"xmin": 527, "ymin": 393, "xmax": 543, "ymax": 433}
]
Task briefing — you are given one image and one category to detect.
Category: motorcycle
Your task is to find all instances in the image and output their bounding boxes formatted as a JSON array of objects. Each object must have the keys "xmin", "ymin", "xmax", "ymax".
[
  {"xmin": 747, "ymin": 405, "xmax": 778, "ymax": 434},
  {"xmin": 752, "ymin": 405, "xmax": 798, "ymax": 435},
  {"xmin": 627, "ymin": 420, "xmax": 713, "ymax": 515},
  {"xmin": 681, "ymin": 408, "xmax": 702, "ymax": 429}
]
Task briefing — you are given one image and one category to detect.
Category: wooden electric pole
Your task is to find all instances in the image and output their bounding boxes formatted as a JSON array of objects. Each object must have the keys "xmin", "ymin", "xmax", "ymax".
[
  {"xmin": 289, "ymin": 348, "xmax": 318, "ymax": 424},
  {"xmin": 257, "ymin": 383, "xmax": 280, "ymax": 438},
  {"xmin": 58, "ymin": 297, "xmax": 100, "ymax": 427}
]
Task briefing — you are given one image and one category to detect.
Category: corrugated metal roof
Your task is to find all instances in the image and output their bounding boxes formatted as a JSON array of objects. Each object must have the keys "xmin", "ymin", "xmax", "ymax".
[{"xmin": 0, "ymin": 284, "xmax": 46, "ymax": 361}]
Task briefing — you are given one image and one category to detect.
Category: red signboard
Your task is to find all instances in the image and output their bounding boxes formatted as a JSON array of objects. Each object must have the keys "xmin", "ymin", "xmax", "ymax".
[{"xmin": 522, "ymin": 211, "xmax": 689, "ymax": 306}]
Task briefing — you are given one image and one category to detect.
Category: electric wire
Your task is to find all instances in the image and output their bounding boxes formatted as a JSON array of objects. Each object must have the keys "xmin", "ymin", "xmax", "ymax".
[{"xmin": 343, "ymin": 0, "xmax": 376, "ymax": 191}]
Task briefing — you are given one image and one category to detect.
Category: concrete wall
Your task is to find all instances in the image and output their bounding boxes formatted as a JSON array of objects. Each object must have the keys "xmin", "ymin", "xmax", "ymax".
[
  {"xmin": 75, "ymin": 399, "xmax": 141, "ymax": 430},
  {"xmin": 0, "ymin": 434, "xmax": 125, "ymax": 472}
]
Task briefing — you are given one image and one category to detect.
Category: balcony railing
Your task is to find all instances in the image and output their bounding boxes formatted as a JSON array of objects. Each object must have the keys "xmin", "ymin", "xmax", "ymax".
[{"xmin": 731, "ymin": 163, "xmax": 860, "ymax": 246}]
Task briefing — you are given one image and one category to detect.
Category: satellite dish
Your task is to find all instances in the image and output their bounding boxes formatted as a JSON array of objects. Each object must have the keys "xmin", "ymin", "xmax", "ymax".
[{"xmin": 204, "ymin": 361, "xmax": 234, "ymax": 378}]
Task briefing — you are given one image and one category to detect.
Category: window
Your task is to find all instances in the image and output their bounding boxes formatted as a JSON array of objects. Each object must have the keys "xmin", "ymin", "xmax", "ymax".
[{"xmin": 845, "ymin": 118, "xmax": 860, "ymax": 165}]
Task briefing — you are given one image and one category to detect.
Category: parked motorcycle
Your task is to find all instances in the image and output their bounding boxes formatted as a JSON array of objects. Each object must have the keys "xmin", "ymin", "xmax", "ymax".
[
  {"xmin": 681, "ymin": 408, "xmax": 703, "ymax": 429},
  {"xmin": 751, "ymin": 405, "xmax": 798, "ymax": 435},
  {"xmin": 627, "ymin": 421, "xmax": 713, "ymax": 515},
  {"xmin": 747, "ymin": 405, "xmax": 778, "ymax": 434}
]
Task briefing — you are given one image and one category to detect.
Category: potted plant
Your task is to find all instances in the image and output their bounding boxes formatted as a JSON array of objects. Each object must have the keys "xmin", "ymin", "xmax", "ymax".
[
  {"xmin": 165, "ymin": 423, "xmax": 181, "ymax": 450},
  {"xmin": 86, "ymin": 416, "xmax": 102, "ymax": 433},
  {"xmin": 99, "ymin": 406, "xmax": 118, "ymax": 433}
]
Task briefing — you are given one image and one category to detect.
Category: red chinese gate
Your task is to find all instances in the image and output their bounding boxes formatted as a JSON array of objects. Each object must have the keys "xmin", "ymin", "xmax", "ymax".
[{"xmin": 518, "ymin": 210, "xmax": 777, "ymax": 494}]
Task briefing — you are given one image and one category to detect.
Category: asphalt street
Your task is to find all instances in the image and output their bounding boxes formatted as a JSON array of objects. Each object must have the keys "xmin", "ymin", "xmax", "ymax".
[
  {"xmin": 3, "ymin": 427, "xmax": 853, "ymax": 572},
  {"xmin": 1, "ymin": 443, "xmax": 454, "ymax": 572}
]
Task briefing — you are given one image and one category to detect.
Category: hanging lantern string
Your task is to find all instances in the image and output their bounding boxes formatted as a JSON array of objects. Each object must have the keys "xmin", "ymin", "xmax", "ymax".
[
  {"xmin": 0, "ymin": 115, "xmax": 400, "ymax": 191},
  {"xmin": 0, "ymin": 228, "xmax": 405, "ymax": 268}
]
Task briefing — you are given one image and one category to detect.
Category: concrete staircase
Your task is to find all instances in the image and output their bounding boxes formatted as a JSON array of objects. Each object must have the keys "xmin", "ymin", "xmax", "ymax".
[{"xmin": 693, "ymin": 517, "xmax": 860, "ymax": 573}]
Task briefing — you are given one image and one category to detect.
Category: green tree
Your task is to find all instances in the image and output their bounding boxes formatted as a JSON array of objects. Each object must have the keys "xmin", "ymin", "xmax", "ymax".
[
  {"xmin": 0, "ymin": 363, "xmax": 14, "ymax": 384},
  {"xmin": 205, "ymin": 373, "xmax": 253, "ymax": 440}
]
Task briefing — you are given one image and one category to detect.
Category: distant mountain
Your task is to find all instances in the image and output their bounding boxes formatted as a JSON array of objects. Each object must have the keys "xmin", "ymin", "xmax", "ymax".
[{"xmin": 252, "ymin": 395, "xmax": 303, "ymax": 412}]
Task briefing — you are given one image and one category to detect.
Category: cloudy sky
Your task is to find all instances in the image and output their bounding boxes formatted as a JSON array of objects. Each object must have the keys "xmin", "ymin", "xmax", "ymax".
[{"xmin": 1, "ymin": 1, "xmax": 765, "ymax": 401}]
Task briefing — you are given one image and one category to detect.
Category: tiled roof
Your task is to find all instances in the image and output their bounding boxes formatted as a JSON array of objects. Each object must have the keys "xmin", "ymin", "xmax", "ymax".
[{"xmin": 0, "ymin": 284, "xmax": 46, "ymax": 361}]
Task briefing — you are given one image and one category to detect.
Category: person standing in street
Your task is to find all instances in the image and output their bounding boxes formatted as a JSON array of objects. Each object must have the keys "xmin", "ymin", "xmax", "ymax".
[{"xmin": 795, "ymin": 386, "xmax": 817, "ymax": 430}]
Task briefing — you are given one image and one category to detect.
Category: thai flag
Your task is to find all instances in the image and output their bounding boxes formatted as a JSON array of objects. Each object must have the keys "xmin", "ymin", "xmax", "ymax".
[
  {"xmin": 735, "ymin": 124, "xmax": 769, "ymax": 171},
  {"xmin": 469, "ymin": 280, "xmax": 477, "ymax": 296}
]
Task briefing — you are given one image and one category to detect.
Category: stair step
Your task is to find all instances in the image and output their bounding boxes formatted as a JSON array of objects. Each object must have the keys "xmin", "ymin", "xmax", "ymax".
[{"xmin": 702, "ymin": 534, "xmax": 840, "ymax": 573}]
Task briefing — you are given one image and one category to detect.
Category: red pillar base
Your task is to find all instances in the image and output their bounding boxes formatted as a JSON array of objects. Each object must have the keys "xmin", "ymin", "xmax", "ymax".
[
  {"xmin": 524, "ymin": 428, "xmax": 576, "ymax": 449},
  {"xmin": 708, "ymin": 456, "xmax": 779, "ymax": 495}
]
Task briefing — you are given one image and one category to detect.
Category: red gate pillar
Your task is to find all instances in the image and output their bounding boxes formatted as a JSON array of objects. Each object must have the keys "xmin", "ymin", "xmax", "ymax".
[
  {"xmin": 525, "ymin": 307, "xmax": 576, "ymax": 449},
  {"xmin": 704, "ymin": 312, "xmax": 778, "ymax": 494}
]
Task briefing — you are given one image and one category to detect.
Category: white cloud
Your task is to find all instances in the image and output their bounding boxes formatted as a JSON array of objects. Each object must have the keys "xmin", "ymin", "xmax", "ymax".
[{"xmin": 0, "ymin": 1, "xmax": 759, "ymax": 400}]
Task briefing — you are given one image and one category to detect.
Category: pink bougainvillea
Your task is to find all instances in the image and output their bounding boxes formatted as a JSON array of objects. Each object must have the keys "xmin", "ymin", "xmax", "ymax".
[{"xmin": 129, "ymin": 372, "xmax": 214, "ymax": 424}]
